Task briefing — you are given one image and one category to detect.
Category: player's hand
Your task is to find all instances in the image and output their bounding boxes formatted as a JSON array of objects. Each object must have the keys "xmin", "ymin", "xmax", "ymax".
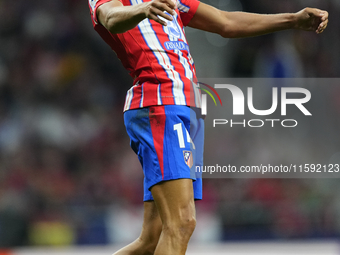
[
  {"xmin": 142, "ymin": 0, "xmax": 176, "ymax": 26},
  {"xmin": 294, "ymin": 8, "xmax": 328, "ymax": 34}
]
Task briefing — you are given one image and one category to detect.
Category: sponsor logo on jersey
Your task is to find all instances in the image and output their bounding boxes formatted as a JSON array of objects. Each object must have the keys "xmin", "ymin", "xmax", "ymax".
[
  {"xmin": 164, "ymin": 41, "xmax": 189, "ymax": 51},
  {"xmin": 183, "ymin": 150, "xmax": 193, "ymax": 168}
]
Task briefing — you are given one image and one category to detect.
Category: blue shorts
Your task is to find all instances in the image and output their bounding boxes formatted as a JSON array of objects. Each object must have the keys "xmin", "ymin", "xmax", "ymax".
[{"xmin": 124, "ymin": 105, "xmax": 204, "ymax": 201}]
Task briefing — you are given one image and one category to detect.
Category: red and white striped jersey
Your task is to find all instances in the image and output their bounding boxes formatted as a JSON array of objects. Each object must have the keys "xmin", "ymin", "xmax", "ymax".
[{"xmin": 89, "ymin": 0, "xmax": 201, "ymax": 111}]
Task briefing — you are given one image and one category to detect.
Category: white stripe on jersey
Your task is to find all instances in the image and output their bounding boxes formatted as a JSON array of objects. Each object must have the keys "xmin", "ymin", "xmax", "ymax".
[
  {"xmin": 140, "ymin": 83, "xmax": 144, "ymax": 108},
  {"xmin": 177, "ymin": 0, "xmax": 190, "ymax": 13},
  {"xmin": 133, "ymin": 0, "xmax": 186, "ymax": 105},
  {"xmin": 157, "ymin": 84, "xmax": 162, "ymax": 105},
  {"xmin": 124, "ymin": 86, "xmax": 134, "ymax": 111}
]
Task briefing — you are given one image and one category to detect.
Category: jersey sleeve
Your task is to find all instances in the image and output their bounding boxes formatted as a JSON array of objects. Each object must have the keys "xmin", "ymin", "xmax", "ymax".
[
  {"xmin": 177, "ymin": 0, "xmax": 200, "ymax": 27},
  {"xmin": 88, "ymin": 0, "xmax": 119, "ymax": 27}
]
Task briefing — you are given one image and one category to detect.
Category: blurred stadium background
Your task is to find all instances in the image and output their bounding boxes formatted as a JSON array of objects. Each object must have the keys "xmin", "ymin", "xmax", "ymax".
[{"xmin": 0, "ymin": 0, "xmax": 340, "ymax": 253}]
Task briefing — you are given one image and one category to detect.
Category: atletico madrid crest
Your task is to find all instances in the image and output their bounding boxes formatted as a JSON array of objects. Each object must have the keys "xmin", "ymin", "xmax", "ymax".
[{"xmin": 183, "ymin": 151, "xmax": 193, "ymax": 168}]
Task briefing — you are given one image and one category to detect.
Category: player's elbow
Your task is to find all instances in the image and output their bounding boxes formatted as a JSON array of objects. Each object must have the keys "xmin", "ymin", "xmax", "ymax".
[
  {"xmin": 219, "ymin": 21, "xmax": 238, "ymax": 38},
  {"xmin": 100, "ymin": 9, "xmax": 126, "ymax": 34},
  {"xmin": 105, "ymin": 13, "xmax": 122, "ymax": 34},
  {"xmin": 220, "ymin": 29, "xmax": 236, "ymax": 38},
  {"xmin": 209, "ymin": 13, "xmax": 236, "ymax": 38}
]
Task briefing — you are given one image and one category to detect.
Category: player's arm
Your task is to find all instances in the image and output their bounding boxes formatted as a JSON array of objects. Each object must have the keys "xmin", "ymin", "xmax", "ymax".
[
  {"xmin": 187, "ymin": 3, "xmax": 329, "ymax": 38},
  {"xmin": 97, "ymin": 0, "xmax": 176, "ymax": 34}
]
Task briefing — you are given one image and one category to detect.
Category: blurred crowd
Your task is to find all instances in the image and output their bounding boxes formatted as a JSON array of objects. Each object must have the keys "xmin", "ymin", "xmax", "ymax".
[
  {"xmin": 0, "ymin": 0, "xmax": 340, "ymax": 247},
  {"xmin": 228, "ymin": 0, "xmax": 340, "ymax": 78}
]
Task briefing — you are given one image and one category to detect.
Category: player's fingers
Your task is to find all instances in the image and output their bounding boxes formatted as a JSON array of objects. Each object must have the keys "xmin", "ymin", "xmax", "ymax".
[
  {"xmin": 153, "ymin": 0, "xmax": 175, "ymax": 14},
  {"xmin": 305, "ymin": 7, "xmax": 324, "ymax": 18},
  {"xmin": 318, "ymin": 23, "xmax": 328, "ymax": 34},
  {"xmin": 149, "ymin": 12, "xmax": 172, "ymax": 26},
  {"xmin": 317, "ymin": 10, "xmax": 328, "ymax": 19},
  {"xmin": 149, "ymin": 13, "xmax": 168, "ymax": 26},
  {"xmin": 155, "ymin": 9, "xmax": 174, "ymax": 21},
  {"xmin": 322, "ymin": 23, "xmax": 328, "ymax": 32},
  {"xmin": 316, "ymin": 19, "xmax": 328, "ymax": 34},
  {"xmin": 320, "ymin": 11, "xmax": 329, "ymax": 21},
  {"xmin": 159, "ymin": 0, "xmax": 176, "ymax": 10},
  {"xmin": 318, "ymin": 17, "xmax": 328, "ymax": 29},
  {"xmin": 320, "ymin": 18, "xmax": 328, "ymax": 28},
  {"xmin": 324, "ymin": 18, "xmax": 329, "ymax": 26},
  {"xmin": 321, "ymin": 12, "xmax": 328, "ymax": 26},
  {"xmin": 161, "ymin": 4, "xmax": 176, "ymax": 16},
  {"xmin": 148, "ymin": 5, "xmax": 174, "ymax": 21}
]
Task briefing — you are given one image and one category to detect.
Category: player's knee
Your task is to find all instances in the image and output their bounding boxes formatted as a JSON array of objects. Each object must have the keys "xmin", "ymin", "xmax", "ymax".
[
  {"xmin": 180, "ymin": 215, "xmax": 196, "ymax": 235},
  {"xmin": 164, "ymin": 215, "xmax": 196, "ymax": 240}
]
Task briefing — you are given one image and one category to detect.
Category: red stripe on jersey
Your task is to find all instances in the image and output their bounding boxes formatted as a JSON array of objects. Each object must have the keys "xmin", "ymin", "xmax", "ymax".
[
  {"xmin": 149, "ymin": 106, "xmax": 166, "ymax": 179},
  {"xmin": 143, "ymin": 84, "xmax": 159, "ymax": 106}
]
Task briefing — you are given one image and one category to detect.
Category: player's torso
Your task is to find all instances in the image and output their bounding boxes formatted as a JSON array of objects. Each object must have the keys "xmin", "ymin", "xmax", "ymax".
[
  {"xmin": 90, "ymin": 0, "xmax": 201, "ymax": 110},
  {"xmin": 118, "ymin": 0, "xmax": 195, "ymax": 81}
]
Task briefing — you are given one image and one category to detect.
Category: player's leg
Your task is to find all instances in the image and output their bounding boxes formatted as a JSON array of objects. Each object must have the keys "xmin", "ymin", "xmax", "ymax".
[
  {"xmin": 121, "ymin": 105, "xmax": 203, "ymax": 255},
  {"xmin": 151, "ymin": 178, "xmax": 196, "ymax": 255},
  {"xmin": 113, "ymin": 201, "xmax": 162, "ymax": 255}
]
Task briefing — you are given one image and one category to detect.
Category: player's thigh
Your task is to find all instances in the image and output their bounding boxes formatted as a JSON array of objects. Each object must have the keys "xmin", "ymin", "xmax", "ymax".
[{"xmin": 150, "ymin": 178, "xmax": 195, "ymax": 224}]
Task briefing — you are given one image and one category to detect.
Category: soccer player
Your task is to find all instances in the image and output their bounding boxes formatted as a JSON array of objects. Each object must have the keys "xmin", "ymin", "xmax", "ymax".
[{"xmin": 88, "ymin": 0, "xmax": 328, "ymax": 254}]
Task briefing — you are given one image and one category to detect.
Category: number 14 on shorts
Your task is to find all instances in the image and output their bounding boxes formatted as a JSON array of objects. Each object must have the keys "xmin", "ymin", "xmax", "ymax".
[{"xmin": 173, "ymin": 123, "xmax": 196, "ymax": 149}]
